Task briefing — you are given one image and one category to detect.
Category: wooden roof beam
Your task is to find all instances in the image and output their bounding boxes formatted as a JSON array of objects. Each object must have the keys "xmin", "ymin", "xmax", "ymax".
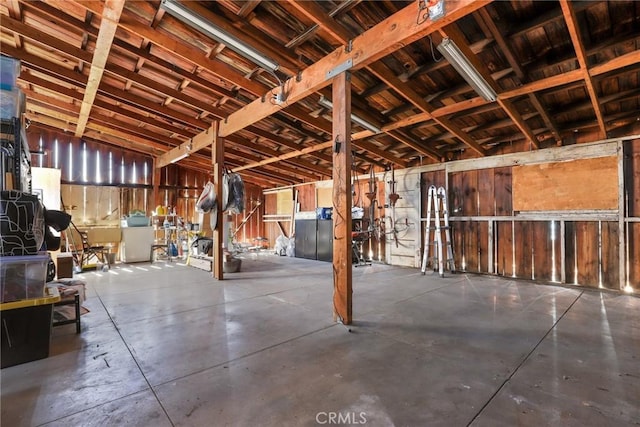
[
  {"xmin": 477, "ymin": 8, "xmax": 561, "ymax": 143},
  {"xmin": 244, "ymin": 126, "xmax": 333, "ymax": 164},
  {"xmin": 225, "ymin": 135, "xmax": 330, "ymax": 177},
  {"xmin": 25, "ymin": 112, "xmax": 160, "ymax": 157},
  {"xmin": 286, "ymin": 0, "xmax": 479, "ymax": 158},
  {"xmin": 75, "ymin": 0, "xmax": 125, "ymax": 137},
  {"xmin": 560, "ymin": 0, "xmax": 607, "ymax": 139},
  {"xmin": 215, "ymin": 0, "xmax": 489, "ymax": 138},
  {"xmin": 6, "ymin": 0, "xmax": 22, "ymax": 49},
  {"xmin": 438, "ymin": 25, "xmax": 540, "ymax": 149}
]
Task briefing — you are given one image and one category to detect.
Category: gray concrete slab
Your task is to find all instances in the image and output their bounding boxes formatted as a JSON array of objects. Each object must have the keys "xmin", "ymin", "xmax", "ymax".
[{"xmin": 1, "ymin": 254, "xmax": 638, "ymax": 426}]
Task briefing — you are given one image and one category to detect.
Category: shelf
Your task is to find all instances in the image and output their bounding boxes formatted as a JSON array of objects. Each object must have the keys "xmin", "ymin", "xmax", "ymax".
[{"xmin": 1, "ymin": 117, "xmax": 30, "ymax": 192}]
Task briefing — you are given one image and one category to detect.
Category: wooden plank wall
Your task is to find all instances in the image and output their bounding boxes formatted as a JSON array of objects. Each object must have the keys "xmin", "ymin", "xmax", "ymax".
[
  {"xmin": 226, "ymin": 183, "xmax": 263, "ymax": 245},
  {"xmin": 626, "ymin": 139, "xmax": 640, "ymax": 289},
  {"xmin": 297, "ymin": 184, "xmax": 316, "ymax": 211},
  {"xmin": 428, "ymin": 151, "xmax": 640, "ymax": 289},
  {"xmin": 385, "ymin": 168, "xmax": 421, "ymax": 267}
]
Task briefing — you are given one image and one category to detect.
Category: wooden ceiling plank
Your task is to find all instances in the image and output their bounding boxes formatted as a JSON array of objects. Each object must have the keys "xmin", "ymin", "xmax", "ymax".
[
  {"xmin": 173, "ymin": 0, "xmax": 299, "ymax": 76},
  {"xmin": 353, "ymin": 140, "xmax": 408, "ymax": 168},
  {"xmin": 7, "ymin": 16, "xmax": 227, "ymax": 122},
  {"xmin": 287, "ymin": 0, "xmax": 485, "ymax": 158},
  {"xmin": 75, "ymin": 0, "xmax": 125, "ymax": 137},
  {"xmin": 387, "ymin": 131, "xmax": 440, "ymax": 162},
  {"xmin": 156, "ymin": 124, "xmax": 217, "ymax": 168},
  {"xmin": 216, "ymin": 0, "xmax": 490, "ymax": 139},
  {"xmin": 6, "ymin": 0, "xmax": 23, "ymax": 49},
  {"xmin": 25, "ymin": 112, "xmax": 160, "ymax": 157},
  {"xmin": 225, "ymin": 147, "xmax": 321, "ymax": 181},
  {"xmin": 5, "ymin": 44, "xmax": 210, "ymax": 132},
  {"xmin": 238, "ymin": 1, "xmax": 262, "ymax": 18},
  {"xmin": 560, "ymin": 0, "xmax": 607, "ymax": 138},
  {"xmin": 442, "ymin": 24, "xmax": 540, "ymax": 149},
  {"xmin": 1, "ymin": 15, "xmax": 93, "ymax": 63},
  {"xmin": 115, "ymin": 14, "xmax": 267, "ymax": 96},
  {"xmin": 232, "ymin": 141, "xmax": 333, "ymax": 173},
  {"xmin": 286, "ymin": 0, "xmax": 352, "ymax": 45},
  {"xmin": 590, "ymin": 49, "xmax": 640, "ymax": 77},
  {"xmin": 245, "ymin": 126, "xmax": 333, "ymax": 164},
  {"xmin": 104, "ymin": 62, "xmax": 225, "ymax": 119},
  {"xmin": 225, "ymin": 135, "xmax": 330, "ymax": 177},
  {"xmin": 3, "ymin": 12, "xmax": 226, "ymax": 125},
  {"xmin": 368, "ymin": 62, "xmax": 486, "ymax": 156},
  {"xmin": 478, "ymin": 8, "xmax": 561, "ymax": 142},
  {"xmin": 26, "ymin": 103, "xmax": 170, "ymax": 154},
  {"xmin": 501, "ymin": 69, "xmax": 584, "ymax": 99},
  {"xmin": 23, "ymin": 0, "xmax": 243, "ymax": 105}
]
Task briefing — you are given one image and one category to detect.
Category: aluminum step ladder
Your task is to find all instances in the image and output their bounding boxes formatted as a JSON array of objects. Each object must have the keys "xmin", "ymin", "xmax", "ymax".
[{"xmin": 421, "ymin": 185, "xmax": 455, "ymax": 277}]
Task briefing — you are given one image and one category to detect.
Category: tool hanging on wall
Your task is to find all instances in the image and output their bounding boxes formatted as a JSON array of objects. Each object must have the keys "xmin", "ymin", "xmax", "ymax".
[
  {"xmin": 421, "ymin": 185, "xmax": 455, "ymax": 277},
  {"xmin": 387, "ymin": 164, "xmax": 401, "ymax": 247}
]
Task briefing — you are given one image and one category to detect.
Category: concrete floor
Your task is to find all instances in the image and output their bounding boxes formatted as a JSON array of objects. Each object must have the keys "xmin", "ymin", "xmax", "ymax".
[{"xmin": 1, "ymin": 253, "xmax": 638, "ymax": 426}]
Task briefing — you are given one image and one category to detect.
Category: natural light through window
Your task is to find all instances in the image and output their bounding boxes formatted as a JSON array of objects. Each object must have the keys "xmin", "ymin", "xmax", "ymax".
[{"xmin": 82, "ymin": 141, "xmax": 88, "ymax": 182}]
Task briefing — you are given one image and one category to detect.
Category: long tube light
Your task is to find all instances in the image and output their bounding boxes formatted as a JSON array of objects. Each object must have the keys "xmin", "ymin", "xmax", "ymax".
[
  {"xmin": 436, "ymin": 38, "xmax": 497, "ymax": 102},
  {"xmin": 318, "ymin": 96, "xmax": 382, "ymax": 134},
  {"xmin": 160, "ymin": 0, "xmax": 279, "ymax": 73},
  {"xmin": 170, "ymin": 152, "xmax": 189, "ymax": 164}
]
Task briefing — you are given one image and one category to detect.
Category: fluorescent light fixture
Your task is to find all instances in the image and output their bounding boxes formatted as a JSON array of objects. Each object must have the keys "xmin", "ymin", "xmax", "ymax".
[
  {"xmin": 436, "ymin": 38, "xmax": 497, "ymax": 102},
  {"xmin": 170, "ymin": 152, "xmax": 189, "ymax": 164},
  {"xmin": 160, "ymin": 0, "xmax": 279, "ymax": 73},
  {"xmin": 318, "ymin": 96, "xmax": 382, "ymax": 134}
]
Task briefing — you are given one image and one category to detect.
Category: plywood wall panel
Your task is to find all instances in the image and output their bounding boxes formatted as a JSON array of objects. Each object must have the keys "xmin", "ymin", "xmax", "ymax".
[{"xmin": 513, "ymin": 157, "xmax": 618, "ymax": 211}]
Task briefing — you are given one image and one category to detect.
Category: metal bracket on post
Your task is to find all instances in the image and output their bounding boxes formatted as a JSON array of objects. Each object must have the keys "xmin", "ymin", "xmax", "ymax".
[{"xmin": 326, "ymin": 58, "xmax": 353, "ymax": 80}]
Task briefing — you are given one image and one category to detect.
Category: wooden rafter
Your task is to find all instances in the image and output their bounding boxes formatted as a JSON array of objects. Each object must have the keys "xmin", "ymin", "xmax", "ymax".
[
  {"xmin": 477, "ymin": 8, "xmax": 562, "ymax": 142},
  {"xmin": 560, "ymin": 0, "xmax": 607, "ymax": 138},
  {"xmin": 215, "ymin": 0, "xmax": 490, "ymax": 138},
  {"xmin": 288, "ymin": 1, "xmax": 488, "ymax": 161},
  {"xmin": 439, "ymin": 25, "xmax": 540, "ymax": 149},
  {"xmin": 75, "ymin": 0, "xmax": 125, "ymax": 137},
  {"xmin": 208, "ymin": 1, "xmax": 486, "ymax": 168}
]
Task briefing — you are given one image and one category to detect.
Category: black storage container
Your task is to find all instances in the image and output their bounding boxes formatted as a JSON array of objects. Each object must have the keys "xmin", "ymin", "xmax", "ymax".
[{"xmin": 1, "ymin": 302, "xmax": 54, "ymax": 368}]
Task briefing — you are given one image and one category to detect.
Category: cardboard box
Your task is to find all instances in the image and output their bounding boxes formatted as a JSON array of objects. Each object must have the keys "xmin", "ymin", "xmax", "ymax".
[{"xmin": 56, "ymin": 253, "xmax": 74, "ymax": 279}]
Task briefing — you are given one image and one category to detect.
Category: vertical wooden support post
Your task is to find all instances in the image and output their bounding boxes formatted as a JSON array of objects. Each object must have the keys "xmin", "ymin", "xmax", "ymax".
[
  {"xmin": 617, "ymin": 140, "xmax": 626, "ymax": 290},
  {"xmin": 152, "ymin": 157, "xmax": 161, "ymax": 210},
  {"xmin": 560, "ymin": 220, "xmax": 566, "ymax": 283},
  {"xmin": 212, "ymin": 121, "xmax": 224, "ymax": 280},
  {"xmin": 332, "ymin": 72, "xmax": 353, "ymax": 325},
  {"xmin": 488, "ymin": 219, "xmax": 494, "ymax": 274}
]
